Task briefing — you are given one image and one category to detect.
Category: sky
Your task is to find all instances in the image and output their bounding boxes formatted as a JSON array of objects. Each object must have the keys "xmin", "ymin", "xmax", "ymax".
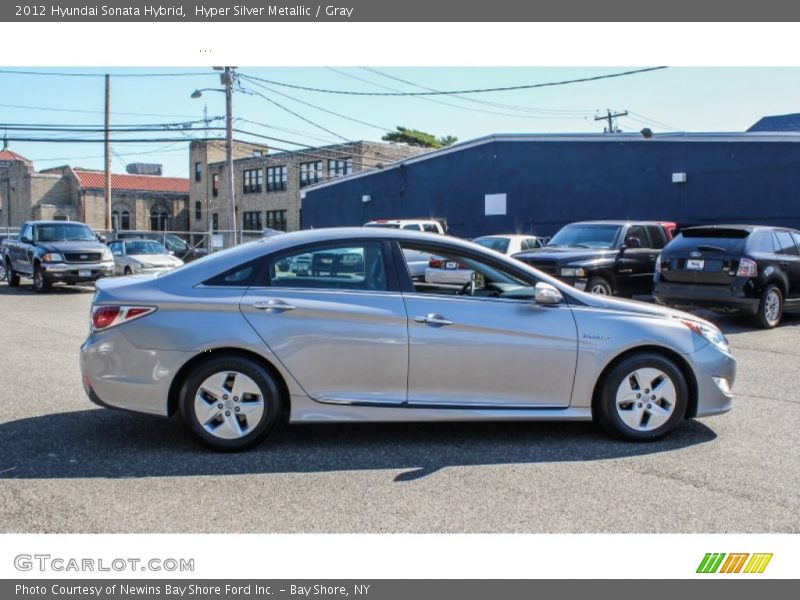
[{"xmin": 1, "ymin": 66, "xmax": 799, "ymax": 177}]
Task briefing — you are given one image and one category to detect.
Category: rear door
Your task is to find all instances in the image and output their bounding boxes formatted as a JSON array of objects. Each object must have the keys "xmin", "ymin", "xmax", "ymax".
[
  {"xmin": 616, "ymin": 225, "xmax": 660, "ymax": 295},
  {"xmin": 774, "ymin": 231, "xmax": 800, "ymax": 299},
  {"xmin": 241, "ymin": 240, "xmax": 409, "ymax": 406}
]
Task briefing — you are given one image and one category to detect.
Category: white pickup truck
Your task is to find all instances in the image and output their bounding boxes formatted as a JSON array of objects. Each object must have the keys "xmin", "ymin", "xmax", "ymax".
[{"xmin": 363, "ymin": 219, "xmax": 447, "ymax": 234}]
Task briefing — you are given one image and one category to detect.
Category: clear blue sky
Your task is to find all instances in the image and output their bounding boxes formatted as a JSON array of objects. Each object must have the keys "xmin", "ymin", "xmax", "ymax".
[{"xmin": 1, "ymin": 67, "xmax": 798, "ymax": 177}]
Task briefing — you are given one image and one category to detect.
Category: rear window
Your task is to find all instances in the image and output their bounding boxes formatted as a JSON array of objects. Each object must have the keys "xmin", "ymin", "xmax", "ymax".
[
  {"xmin": 475, "ymin": 237, "xmax": 511, "ymax": 253},
  {"xmin": 682, "ymin": 227, "xmax": 749, "ymax": 239}
]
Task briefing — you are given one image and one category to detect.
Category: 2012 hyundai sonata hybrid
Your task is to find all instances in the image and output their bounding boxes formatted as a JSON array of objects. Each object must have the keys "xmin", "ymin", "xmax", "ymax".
[{"xmin": 80, "ymin": 228, "xmax": 735, "ymax": 451}]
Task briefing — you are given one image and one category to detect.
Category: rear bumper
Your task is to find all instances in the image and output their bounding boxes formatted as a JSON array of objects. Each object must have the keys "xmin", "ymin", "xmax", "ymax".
[
  {"xmin": 42, "ymin": 261, "xmax": 115, "ymax": 283},
  {"xmin": 654, "ymin": 282, "xmax": 758, "ymax": 315}
]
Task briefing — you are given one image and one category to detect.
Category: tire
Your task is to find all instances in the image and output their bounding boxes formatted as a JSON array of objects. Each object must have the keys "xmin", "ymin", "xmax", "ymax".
[
  {"xmin": 587, "ymin": 275, "xmax": 613, "ymax": 296},
  {"xmin": 5, "ymin": 259, "xmax": 19, "ymax": 287},
  {"xmin": 0, "ymin": 261, "xmax": 6, "ymax": 282},
  {"xmin": 595, "ymin": 352, "xmax": 688, "ymax": 441},
  {"xmin": 33, "ymin": 264, "xmax": 52, "ymax": 293},
  {"xmin": 124, "ymin": 267, "xmax": 132, "ymax": 276},
  {"xmin": 752, "ymin": 284, "xmax": 782, "ymax": 329},
  {"xmin": 178, "ymin": 356, "xmax": 282, "ymax": 451}
]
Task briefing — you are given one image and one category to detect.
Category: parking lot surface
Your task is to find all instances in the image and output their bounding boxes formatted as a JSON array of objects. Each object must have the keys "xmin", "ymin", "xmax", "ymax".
[{"xmin": 0, "ymin": 282, "xmax": 798, "ymax": 533}]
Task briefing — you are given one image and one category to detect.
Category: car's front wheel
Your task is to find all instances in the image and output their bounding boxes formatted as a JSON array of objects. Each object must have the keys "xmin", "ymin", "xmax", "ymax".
[
  {"xmin": 587, "ymin": 275, "xmax": 613, "ymax": 296},
  {"xmin": 179, "ymin": 356, "xmax": 282, "ymax": 451},
  {"xmin": 595, "ymin": 353, "xmax": 688, "ymax": 441},
  {"xmin": 753, "ymin": 284, "xmax": 782, "ymax": 329},
  {"xmin": 33, "ymin": 264, "xmax": 52, "ymax": 293}
]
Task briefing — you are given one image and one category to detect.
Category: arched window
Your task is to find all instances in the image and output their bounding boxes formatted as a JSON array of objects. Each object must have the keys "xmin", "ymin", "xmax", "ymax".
[
  {"xmin": 112, "ymin": 205, "xmax": 132, "ymax": 230},
  {"xmin": 150, "ymin": 206, "xmax": 170, "ymax": 231}
]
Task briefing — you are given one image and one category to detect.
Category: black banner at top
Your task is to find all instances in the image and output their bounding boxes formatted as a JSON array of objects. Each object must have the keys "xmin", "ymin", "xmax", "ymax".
[{"xmin": 3, "ymin": 0, "xmax": 800, "ymax": 22}]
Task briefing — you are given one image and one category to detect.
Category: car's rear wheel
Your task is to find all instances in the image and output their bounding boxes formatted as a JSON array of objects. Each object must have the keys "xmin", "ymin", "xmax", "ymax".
[
  {"xmin": 596, "ymin": 353, "xmax": 688, "ymax": 441},
  {"xmin": 753, "ymin": 284, "xmax": 782, "ymax": 329},
  {"xmin": 33, "ymin": 264, "xmax": 52, "ymax": 293},
  {"xmin": 5, "ymin": 259, "xmax": 19, "ymax": 287},
  {"xmin": 179, "ymin": 356, "xmax": 282, "ymax": 451},
  {"xmin": 587, "ymin": 276, "xmax": 613, "ymax": 296}
]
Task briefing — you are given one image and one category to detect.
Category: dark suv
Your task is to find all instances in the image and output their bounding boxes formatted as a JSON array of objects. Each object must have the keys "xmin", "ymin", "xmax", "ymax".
[{"xmin": 653, "ymin": 225, "xmax": 800, "ymax": 328}]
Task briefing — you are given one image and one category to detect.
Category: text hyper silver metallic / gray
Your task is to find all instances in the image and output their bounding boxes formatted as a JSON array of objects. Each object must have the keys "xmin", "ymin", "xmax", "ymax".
[{"xmin": 80, "ymin": 228, "xmax": 735, "ymax": 450}]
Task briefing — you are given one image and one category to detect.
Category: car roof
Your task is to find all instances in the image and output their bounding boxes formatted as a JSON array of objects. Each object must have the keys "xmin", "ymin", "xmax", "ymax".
[
  {"xmin": 566, "ymin": 220, "xmax": 668, "ymax": 227},
  {"xmin": 681, "ymin": 224, "xmax": 799, "ymax": 233}
]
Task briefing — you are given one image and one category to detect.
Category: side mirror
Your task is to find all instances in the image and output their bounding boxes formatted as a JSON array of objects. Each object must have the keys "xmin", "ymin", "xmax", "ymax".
[
  {"xmin": 113, "ymin": 251, "xmax": 122, "ymax": 256},
  {"xmin": 97, "ymin": 234, "xmax": 107, "ymax": 243},
  {"xmin": 534, "ymin": 282, "xmax": 563, "ymax": 306},
  {"xmin": 20, "ymin": 237, "xmax": 32, "ymax": 245},
  {"xmin": 623, "ymin": 237, "xmax": 641, "ymax": 249}
]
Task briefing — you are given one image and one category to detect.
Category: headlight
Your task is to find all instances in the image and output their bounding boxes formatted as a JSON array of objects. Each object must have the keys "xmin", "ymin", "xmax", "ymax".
[
  {"xmin": 682, "ymin": 320, "xmax": 730, "ymax": 354},
  {"xmin": 102, "ymin": 249, "xmax": 114, "ymax": 261},
  {"xmin": 560, "ymin": 267, "xmax": 587, "ymax": 278},
  {"xmin": 42, "ymin": 252, "xmax": 63, "ymax": 263}
]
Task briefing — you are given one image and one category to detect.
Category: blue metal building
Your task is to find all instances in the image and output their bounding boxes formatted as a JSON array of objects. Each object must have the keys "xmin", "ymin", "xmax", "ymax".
[{"xmin": 301, "ymin": 132, "xmax": 800, "ymax": 238}]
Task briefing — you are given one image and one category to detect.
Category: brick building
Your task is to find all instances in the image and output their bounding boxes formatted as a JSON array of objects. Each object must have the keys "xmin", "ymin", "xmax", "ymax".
[
  {"xmin": 189, "ymin": 139, "xmax": 429, "ymax": 234},
  {"xmin": 0, "ymin": 148, "xmax": 189, "ymax": 231}
]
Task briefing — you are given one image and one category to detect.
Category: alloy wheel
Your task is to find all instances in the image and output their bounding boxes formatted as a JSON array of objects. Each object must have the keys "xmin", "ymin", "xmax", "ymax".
[
  {"xmin": 764, "ymin": 288, "xmax": 781, "ymax": 325},
  {"xmin": 193, "ymin": 371, "xmax": 265, "ymax": 440},
  {"xmin": 614, "ymin": 367, "xmax": 676, "ymax": 432}
]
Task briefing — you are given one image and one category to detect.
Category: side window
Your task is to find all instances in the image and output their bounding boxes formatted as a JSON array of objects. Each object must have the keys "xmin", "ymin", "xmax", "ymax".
[
  {"xmin": 624, "ymin": 225, "xmax": 650, "ymax": 249},
  {"xmin": 401, "ymin": 242, "xmax": 531, "ymax": 300},
  {"xmin": 645, "ymin": 225, "xmax": 667, "ymax": 249},
  {"xmin": 422, "ymin": 224, "xmax": 439, "ymax": 233},
  {"xmin": 774, "ymin": 231, "xmax": 799, "ymax": 256},
  {"xmin": 402, "ymin": 224, "xmax": 422, "ymax": 231},
  {"xmin": 203, "ymin": 260, "xmax": 259, "ymax": 287},
  {"xmin": 792, "ymin": 233, "xmax": 800, "ymax": 252},
  {"xmin": 109, "ymin": 242, "xmax": 122, "ymax": 255},
  {"xmin": 268, "ymin": 243, "xmax": 387, "ymax": 291}
]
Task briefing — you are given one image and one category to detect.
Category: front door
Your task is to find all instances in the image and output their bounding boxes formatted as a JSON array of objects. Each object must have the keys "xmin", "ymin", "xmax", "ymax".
[{"xmin": 399, "ymin": 242, "xmax": 578, "ymax": 408}]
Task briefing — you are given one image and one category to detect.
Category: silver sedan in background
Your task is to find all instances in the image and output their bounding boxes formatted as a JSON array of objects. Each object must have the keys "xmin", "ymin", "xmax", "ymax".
[
  {"xmin": 108, "ymin": 239, "xmax": 184, "ymax": 276},
  {"xmin": 81, "ymin": 228, "xmax": 735, "ymax": 451}
]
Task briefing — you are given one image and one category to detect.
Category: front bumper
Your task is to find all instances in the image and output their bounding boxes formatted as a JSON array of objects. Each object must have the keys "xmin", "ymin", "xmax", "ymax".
[
  {"xmin": 654, "ymin": 282, "xmax": 758, "ymax": 315},
  {"xmin": 42, "ymin": 260, "xmax": 114, "ymax": 283},
  {"xmin": 690, "ymin": 342, "xmax": 736, "ymax": 418}
]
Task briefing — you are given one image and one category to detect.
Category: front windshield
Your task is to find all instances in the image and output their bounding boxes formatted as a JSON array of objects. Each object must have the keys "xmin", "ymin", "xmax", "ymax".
[
  {"xmin": 125, "ymin": 241, "xmax": 168, "ymax": 255},
  {"xmin": 548, "ymin": 225, "xmax": 620, "ymax": 249},
  {"xmin": 474, "ymin": 237, "xmax": 510, "ymax": 253},
  {"xmin": 36, "ymin": 223, "xmax": 96, "ymax": 242}
]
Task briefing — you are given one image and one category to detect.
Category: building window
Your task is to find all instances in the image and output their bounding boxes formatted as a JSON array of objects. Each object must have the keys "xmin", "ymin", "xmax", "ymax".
[
  {"xmin": 267, "ymin": 165, "xmax": 288, "ymax": 192},
  {"xmin": 194, "ymin": 201, "xmax": 202, "ymax": 220},
  {"xmin": 112, "ymin": 209, "xmax": 131, "ymax": 230},
  {"xmin": 266, "ymin": 209, "xmax": 287, "ymax": 232},
  {"xmin": 243, "ymin": 168, "xmax": 263, "ymax": 194},
  {"xmin": 328, "ymin": 158, "xmax": 353, "ymax": 178},
  {"xmin": 212, "ymin": 213, "xmax": 219, "ymax": 231},
  {"xmin": 299, "ymin": 161, "xmax": 323, "ymax": 187},
  {"xmin": 243, "ymin": 211, "xmax": 262, "ymax": 231},
  {"xmin": 212, "ymin": 173, "xmax": 219, "ymax": 197},
  {"xmin": 150, "ymin": 207, "xmax": 170, "ymax": 231},
  {"xmin": 194, "ymin": 162, "xmax": 202, "ymax": 182}
]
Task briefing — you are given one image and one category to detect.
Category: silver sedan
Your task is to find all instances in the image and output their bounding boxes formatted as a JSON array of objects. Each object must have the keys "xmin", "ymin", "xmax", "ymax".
[
  {"xmin": 80, "ymin": 228, "xmax": 735, "ymax": 451},
  {"xmin": 108, "ymin": 239, "xmax": 184, "ymax": 276}
]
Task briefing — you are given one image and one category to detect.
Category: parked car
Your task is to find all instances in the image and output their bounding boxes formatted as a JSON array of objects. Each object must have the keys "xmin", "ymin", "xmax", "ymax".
[
  {"xmin": 654, "ymin": 224, "xmax": 800, "ymax": 328},
  {"xmin": 113, "ymin": 231, "xmax": 207, "ymax": 263},
  {"xmin": 513, "ymin": 221, "xmax": 672, "ymax": 296},
  {"xmin": 81, "ymin": 227, "xmax": 734, "ymax": 451},
  {"xmin": 3, "ymin": 220, "xmax": 114, "ymax": 292},
  {"xmin": 0, "ymin": 234, "xmax": 11, "ymax": 281},
  {"xmin": 364, "ymin": 219, "xmax": 447, "ymax": 234},
  {"xmin": 108, "ymin": 239, "xmax": 184, "ymax": 276},
  {"xmin": 425, "ymin": 234, "xmax": 546, "ymax": 286}
]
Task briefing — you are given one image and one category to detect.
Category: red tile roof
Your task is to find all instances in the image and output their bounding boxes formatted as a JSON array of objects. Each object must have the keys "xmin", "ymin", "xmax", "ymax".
[
  {"xmin": 73, "ymin": 169, "xmax": 189, "ymax": 194},
  {"xmin": 0, "ymin": 149, "xmax": 30, "ymax": 163}
]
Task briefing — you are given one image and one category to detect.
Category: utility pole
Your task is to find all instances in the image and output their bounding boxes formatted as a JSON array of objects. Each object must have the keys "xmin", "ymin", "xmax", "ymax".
[
  {"xmin": 595, "ymin": 109, "xmax": 628, "ymax": 133},
  {"xmin": 222, "ymin": 67, "xmax": 236, "ymax": 246},
  {"xmin": 104, "ymin": 74, "xmax": 112, "ymax": 231}
]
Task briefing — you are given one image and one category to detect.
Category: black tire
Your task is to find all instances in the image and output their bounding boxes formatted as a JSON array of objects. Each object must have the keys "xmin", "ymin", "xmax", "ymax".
[
  {"xmin": 178, "ymin": 356, "xmax": 282, "ymax": 451},
  {"xmin": 587, "ymin": 275, "xmax": 613, "ymax": 296},
  {"xmin": 5, "ymin": 259, "xmax": 19, "ymax": 287},
  {"xmin": 595, "ymin": 352, "xmax": 689, "ymax": 441},
  {"xmin": 752, "ymin": 284, "xmax": 782, "ymax": 329},
  {"xmin": 32, "ymin": 264, "xmax": 52, "ymax": 293},
  {"xmin": 124, "ymin": 267, "xmax": 132, "ymax": 276}
]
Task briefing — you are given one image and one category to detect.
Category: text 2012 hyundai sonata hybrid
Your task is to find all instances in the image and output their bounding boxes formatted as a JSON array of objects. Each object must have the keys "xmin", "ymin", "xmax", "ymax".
[{"xmin": 80, "ymin": 228, "xmax": 735, "ymax": 451}]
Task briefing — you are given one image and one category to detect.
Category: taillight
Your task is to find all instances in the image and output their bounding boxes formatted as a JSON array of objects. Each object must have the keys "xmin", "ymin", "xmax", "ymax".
[
  {"xmin": 737, "ymin": 257, "xmax": 758, "ymax": 278},
  {"xmin": 429, "ymin": 257, "xmax": 442, "ymax": 268},
  {"xmin": 91, "ymin": 305, "xmax": 156, "ymax": 331}
]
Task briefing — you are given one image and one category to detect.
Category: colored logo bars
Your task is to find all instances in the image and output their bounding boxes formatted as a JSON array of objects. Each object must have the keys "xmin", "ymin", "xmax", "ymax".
[{"xmin": 697, "ymin": 553, "xmax": 773, "ymax": 574}]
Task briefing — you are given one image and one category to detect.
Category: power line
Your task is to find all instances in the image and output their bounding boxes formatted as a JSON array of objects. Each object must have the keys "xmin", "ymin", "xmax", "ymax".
[
  {"xmin": 0, "ymin": 69, "xmax": 214, "ymax": 78},
  {"xmin": 0, "ymin": 102, "xmax": 203, "ymax": 119},
  {"xmin": 0, "ymin": 117, "xmax": 224, "ymax": 132},
  {"xmin": 239, "ymin": 66, "xmax": 668, "ymax": 97}
]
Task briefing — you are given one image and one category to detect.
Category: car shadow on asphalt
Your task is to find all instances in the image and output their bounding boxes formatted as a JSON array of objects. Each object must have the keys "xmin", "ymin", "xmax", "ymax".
[
  {"xmin": 0, "ymin": 283, "xmax": 95, "ymax": 295},
  {"xmin": 0, "ymin": 409, "xmax": 717, "ymax": 482}
]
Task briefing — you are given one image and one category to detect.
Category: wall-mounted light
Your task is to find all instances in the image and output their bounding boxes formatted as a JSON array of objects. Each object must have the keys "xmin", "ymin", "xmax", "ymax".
[
  {"xmin": 362, "ymin": 195, "xmax": 372, "ymax": 203},
  {"xmin": 672, "ymin": 173, "xmax": 687, "ymax": 184}
]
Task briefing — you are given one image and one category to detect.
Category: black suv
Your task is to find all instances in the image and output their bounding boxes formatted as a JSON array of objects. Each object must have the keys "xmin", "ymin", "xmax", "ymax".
[
  {"xmin": 513, "ymin": 221, "xmax": 672, "ymax": 297},
  {"xmin": 653, "ymin": 225, "xmax": 800, "ymax": 328}
]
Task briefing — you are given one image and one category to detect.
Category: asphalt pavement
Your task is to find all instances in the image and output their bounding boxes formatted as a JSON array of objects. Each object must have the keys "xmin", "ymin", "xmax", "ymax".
[{"xmin": 0, "ymin": 282, "xmax": 798, "ymax": 533}]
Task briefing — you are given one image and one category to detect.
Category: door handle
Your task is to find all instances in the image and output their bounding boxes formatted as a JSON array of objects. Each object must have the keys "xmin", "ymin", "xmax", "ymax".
[
  {"xmin": 253, "ymin": 299, "xmax": 296, "ymax": 311},
  {"xmin": 414, "ymin": 313, "xmax": 453, "ymax": 326}
]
